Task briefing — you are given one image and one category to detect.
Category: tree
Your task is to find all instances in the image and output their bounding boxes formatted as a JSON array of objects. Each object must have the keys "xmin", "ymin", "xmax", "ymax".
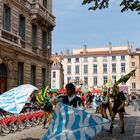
[{"xmin": 82, "ymin": 0, "xmax": 140, "ymax": 14}]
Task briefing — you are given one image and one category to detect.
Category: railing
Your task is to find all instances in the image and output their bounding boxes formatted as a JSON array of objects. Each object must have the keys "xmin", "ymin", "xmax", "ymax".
[
  {"xmin": 0, "ymin": 28, "xmax": 28, "ymax": 48},
  {"xmin": 0, "ymin": 29, "xmax": 19, "ymax": 44},
  {"xmin": 31, "ymin": 2, "xmax": 55, "ymax": 26}
]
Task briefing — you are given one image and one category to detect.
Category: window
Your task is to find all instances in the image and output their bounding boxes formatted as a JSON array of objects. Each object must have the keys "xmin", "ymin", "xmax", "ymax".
[
  {"xmin": 121, "ymin": 63, "xmax": 125, "ymax": 73},
  {"xmin": 121, "ymin": 55, "xmax": 125, "ymax": 60},
  {"xmin": 93, "ymin": 57, "xmax": 97, "ymax": 62},
  {"xmin": 132, "ymin": 83, "xmax": 136, "ymax": 89},
  {"xmin": 42, "ymin": 31, "xmax": 47, "ymax": 49},
  {"xmin": 19, "ymin": 15, "xmax": 25, "ymax": 40},
  {"xmin": 31, "ymin": 65, "xmax": 36, "ymax": 86},
  {"xmin": 93, "ymin": 64, "xmax": 97, "ymax": 74},
  {"xmin": 103, "ymin": 56, "xmax": 107, "ymax": 62},
  {"xmin": 112, "ymin": 63, "xmax": 116, "ymax": 73},
  {"xmin": 83, "ymin": 57, "xmax": 88, "ymax": 62},
  {"xmin": 84, "ymin": 76, "xmax": 88, "ymax": 85},
  {"xmin": 131, "ymin": 62, "xmax": 135, "ymax": 67},
  {"xmin": 112, "ymin": 56, "xmax": 116, "ymax": 61},
  {"xmin": 67, "ymin": 58, "xmax": 71, "ymax": 63},
  {"xmin": 75, "ymin": 57, "xmax": 79, "ymax": 62},
  {"xmin": 42, "ymin": 68, "xmax": 46, "ymax": 87},
  {"xmin": 3, "ymin": 4, "xmax": 11, "ymax": 31},
  {"xmin": 18, "ymin": 62, "xmax": 24, "ymax": 85},
  {"xmin": 93, "ymin": 76, "xmax": 97, "ymax": 86},
  {"xmin": 75, "ymin": 65, "xmax": 79, "ymax": 74},
  {"xmin": 52, "ymin": 71, "xmax": 56, "ymax": 78},
  {"xmin": 43, "ymin": 0, "xmax": 47, "ymax": 8},
  {"xmin": 32, "ymin": 24, "xmax": 38, "ymax": 47},
  {"xmin": 75, "ymin": 77, "xmax": 79, "ymax": 85},
  {"xmin": 67, "ymin": 77, "xmax": 71, "ymax": 83},
  {"xmin": 103, "ymin": 76, "xmax": 107, "ymax": 85},
  {"xmin": 84, "ymin": 64, "xmax": 88, "ymax": 74},
  {"xmin": 67, "ymin": 65, "xmax": 71, "ymax": 74},
  {"xmin": 112, "ymin": 75, "xmax": 116, "ymax": 84},
  {"xmin": 103, "ymin": 64, "xmax": 107, "ymax": 73},
  {"xmin": 132, "ymin": 71, "xmax": 136, "ymax": 78}
]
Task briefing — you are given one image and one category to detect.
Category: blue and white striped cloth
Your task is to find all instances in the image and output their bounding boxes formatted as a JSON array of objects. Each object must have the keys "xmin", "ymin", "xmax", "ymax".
[
  {"xmin": 0, "ymin": 84, "xmax": 38, "ymax": 115},
  {"xmin": 42, "ymin": 103, "xmax": 111, "ymax": 140}
]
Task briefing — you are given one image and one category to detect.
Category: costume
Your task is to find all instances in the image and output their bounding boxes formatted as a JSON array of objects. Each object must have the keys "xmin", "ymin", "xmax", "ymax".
[{"xmin": 59, "ymin": 94, "xmax": 84, "ymax": 108}]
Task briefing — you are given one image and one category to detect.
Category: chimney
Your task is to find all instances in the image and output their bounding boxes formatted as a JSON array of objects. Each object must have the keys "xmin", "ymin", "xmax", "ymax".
[
  {"xmin": 109, "ymin": 42, "xmax": 112, "ymax": 53},
  {"xmin": 83, "ymin": 44, "xmax": 87, "ymax": 54},
  {"xmin": 66, "ymin": 49, "xmax": 69, "ymax": 56},
  {"xmin": 127, "ymin": 41, "xmax": 132, "ymax": 53}
]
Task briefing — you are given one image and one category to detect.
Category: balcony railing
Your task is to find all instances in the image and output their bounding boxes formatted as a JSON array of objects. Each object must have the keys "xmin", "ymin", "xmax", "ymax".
[
  {"xmin": 0, "ymin": 28, "xmax": 27, "ymax": 48},
  {"xmin": 0, "ymin": 29, "xmax": 19, "ymax": 44},
  {"xmin": 31, "ymin": 2, "xmax": 55, "ymax": 27}
]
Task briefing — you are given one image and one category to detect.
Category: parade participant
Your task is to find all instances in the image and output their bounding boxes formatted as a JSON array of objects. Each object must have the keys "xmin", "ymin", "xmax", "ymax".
[
  {"xmin": 107, "ymin": 88, "xmax": 126, "ymax": 134},
  {"xmin": 42, "ymin": 91, "xmax": 54, "ymax": 129},
  {"xmin": 93, "ymin": 93, "xmax": 102, "ymax": 113},
  {"xmin": 81, "ymin": 93, "xmax": 86, "ymax": 108},
  {"xmin": 100, "ymin": 91, "xmax": 109, "ymax": 119},
  {"xmin": 58, "ymin": 83, "xmax": 84, "ymax": 109}
]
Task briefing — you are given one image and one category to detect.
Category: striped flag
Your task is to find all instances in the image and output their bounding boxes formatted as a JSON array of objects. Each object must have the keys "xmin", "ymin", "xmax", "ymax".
[
  {"xmin": 42, "ymin": 103, "xmax": 111, "ymax": 140},
  {"xmin": 0, "ymin": 84, "xmax": 38, "ymax": 115},
  {"xmin": 36, "ymin": 86, "xmax": 49, "ymax": 107}
]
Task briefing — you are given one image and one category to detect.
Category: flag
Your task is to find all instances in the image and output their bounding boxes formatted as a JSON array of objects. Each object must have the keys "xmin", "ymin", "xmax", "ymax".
[
  {"xmin": 42, "ymin": 103, "xmax": 111, "ymax": 140},
  {"xmin": 0, "ymin": 84, "xmax": 38, "ymax": 115},
  {"xmin": 115, "ymin": 68, "xmax": 136, "ymax": 86},
  {"xmin": 112, "ymin": 68, "xmax": 136, "ymax": 97},
  {"xmin": 106, "ymin": 77, "xmax": 113, "ymax": 88},
  {"xmin": 36, "ymin": 86, "xmax": 49, "ymax": 107}
]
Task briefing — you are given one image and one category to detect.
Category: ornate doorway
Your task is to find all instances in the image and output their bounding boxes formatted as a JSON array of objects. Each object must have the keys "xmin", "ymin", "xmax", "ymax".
[{"xmin": 0, "ymin": 64, "xmax": 7, "ymax": 94}]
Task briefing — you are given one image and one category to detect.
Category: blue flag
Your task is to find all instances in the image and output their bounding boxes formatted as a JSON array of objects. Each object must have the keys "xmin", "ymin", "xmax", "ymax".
[{"xmin": 42, "ymin": 103, "xmax": 111, "ymax": 140}]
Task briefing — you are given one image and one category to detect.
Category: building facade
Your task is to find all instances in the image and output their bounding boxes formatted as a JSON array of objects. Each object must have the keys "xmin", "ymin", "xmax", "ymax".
[
  {"xmin": 62, "ymin": 44, "xmax": 137, "ymax": 93},
  {"xmin": 0, "ymin": 0, "xmax": 55, "ymax": 94},
  {"xmin": 51, "ymin": 53, "xmax": 64, "ymax": 89},
  {"xmin": 129, "ymin": 48, "xmax": 140, "ymax": 94}
]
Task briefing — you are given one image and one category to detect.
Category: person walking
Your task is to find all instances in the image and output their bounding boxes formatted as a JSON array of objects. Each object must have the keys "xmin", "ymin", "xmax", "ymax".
[{"xmin": 107, "ymin": 88, "xmax": 126, "ymax": 134}]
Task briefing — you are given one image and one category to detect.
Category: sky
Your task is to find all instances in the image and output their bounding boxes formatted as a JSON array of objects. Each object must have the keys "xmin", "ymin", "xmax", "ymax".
[{"xmin": 52, "ymin": 0, "xmax": 140, "ymax": 54}]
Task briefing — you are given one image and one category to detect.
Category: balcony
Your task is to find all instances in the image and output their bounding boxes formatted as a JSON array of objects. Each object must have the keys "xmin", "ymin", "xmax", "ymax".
[
  {"xmin": 39, "ymin": 48, "xmax": 51, "ymax": 59},
  {"xmin": 31, "ymin": 2, "xmax": 55, "ymax": 28},
  {"xmin": 0, "ymin": 28, "xmax": 26, "ymax": 48},
  {"xmin": 0, "ymin": 29, "xmax": 19, "ymax": 44}
]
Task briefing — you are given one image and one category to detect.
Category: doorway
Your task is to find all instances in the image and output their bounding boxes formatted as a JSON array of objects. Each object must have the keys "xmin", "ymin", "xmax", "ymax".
[{"xmin": 0, "ymin": 64, "xmax": 7, "ymax": 94}]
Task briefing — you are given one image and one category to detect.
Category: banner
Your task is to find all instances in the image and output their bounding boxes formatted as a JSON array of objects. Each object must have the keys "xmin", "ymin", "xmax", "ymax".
[{"xmin": 42, "ymin": 103, "xmax": 111, "ymax": 140}]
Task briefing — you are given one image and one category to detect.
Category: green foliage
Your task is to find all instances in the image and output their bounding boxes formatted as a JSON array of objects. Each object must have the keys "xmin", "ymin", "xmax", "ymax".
[{"xmin": 82, "ymin": 0, "xmax": 140, "ymax": 14}]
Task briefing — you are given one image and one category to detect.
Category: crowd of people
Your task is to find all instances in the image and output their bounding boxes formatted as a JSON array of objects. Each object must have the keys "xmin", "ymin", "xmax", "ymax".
[{"xmin": 27, "ymin": 83, "xmax": 140, "ymax": 134}]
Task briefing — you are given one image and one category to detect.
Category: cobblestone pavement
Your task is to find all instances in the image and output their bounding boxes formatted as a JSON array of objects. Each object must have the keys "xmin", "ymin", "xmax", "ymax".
[{"xmin": 0, "ymin": 105, "xmax": 139, "ymax": 140}]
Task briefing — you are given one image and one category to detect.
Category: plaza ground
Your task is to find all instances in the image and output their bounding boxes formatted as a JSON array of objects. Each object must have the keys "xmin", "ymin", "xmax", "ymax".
[{"xmin": 0, "ymin": 105, "xmax": 140, "ymax": 140}]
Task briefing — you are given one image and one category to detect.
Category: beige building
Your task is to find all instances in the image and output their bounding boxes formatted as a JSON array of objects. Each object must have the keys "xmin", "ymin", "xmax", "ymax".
[
  {"xmin": 0, "ymin": 0, "xmax": 55, "ymax": 94},
  {"xmin": 129, "ymin": 48, "xmax": 140, "ymax": 94},
  {"xmin": 62, "ymin": 44, "xmax": 137, "ymax": 93}
]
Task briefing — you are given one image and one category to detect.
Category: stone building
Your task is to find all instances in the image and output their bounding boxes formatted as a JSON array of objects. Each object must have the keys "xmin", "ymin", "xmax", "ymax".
[{"xmin": 0, "ymin": 0, "xmax": 55, "ymax": 94}]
